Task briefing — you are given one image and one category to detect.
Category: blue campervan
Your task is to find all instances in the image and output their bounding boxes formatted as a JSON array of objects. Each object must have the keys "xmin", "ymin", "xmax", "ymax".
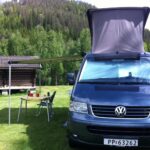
[{"xmin": 67, "ymin": 7, "xmax": 150, "ymax": 148}]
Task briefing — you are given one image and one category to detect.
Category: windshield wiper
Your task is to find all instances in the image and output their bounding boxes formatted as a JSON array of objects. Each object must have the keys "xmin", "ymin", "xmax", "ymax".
[
  {"xmin": 79, "ymin": 78, "xmax": 120, "ymax": 84},
  {"xmin": 118, "ymin": 77, "xmax": 150, "ymax": 85},
  {"xmin": 79, "ymin": 77, "xmax": 150, "ymax": 85}
]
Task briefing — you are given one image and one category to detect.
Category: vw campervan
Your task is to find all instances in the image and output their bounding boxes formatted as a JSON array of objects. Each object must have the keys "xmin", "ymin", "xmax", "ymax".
[{"xmin": 68, "ymin": 7, "xmax": 150, "ymax": 148}]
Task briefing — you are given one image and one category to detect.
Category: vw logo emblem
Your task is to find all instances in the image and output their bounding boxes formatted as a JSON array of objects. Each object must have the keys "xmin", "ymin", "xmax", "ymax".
[{"xmin": 115, "ymin": 106, "xmax": 126, "ymax": 117}]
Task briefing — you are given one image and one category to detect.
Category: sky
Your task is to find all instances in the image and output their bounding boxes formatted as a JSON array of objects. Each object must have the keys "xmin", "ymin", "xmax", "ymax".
[
  {"xmin": 0, "ymin": 0, "xmax": 150, "ymax": 29},
  {"xmin": 0, "ymin": 0, "xmax": 10, "ymax": 3},
  {"xmin": 79, "ymin": 0, "xmax": 150, "ymax": 30}
]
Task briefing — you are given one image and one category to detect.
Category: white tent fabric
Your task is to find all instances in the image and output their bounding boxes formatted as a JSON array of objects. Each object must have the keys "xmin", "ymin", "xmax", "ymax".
[{"xmin": 87, "ymin": 7, "xmax": 150, "ymax": 54}]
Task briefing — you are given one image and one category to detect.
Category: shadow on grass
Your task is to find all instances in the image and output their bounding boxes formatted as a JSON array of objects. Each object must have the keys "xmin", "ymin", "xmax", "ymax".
[
  {"xmin": 0, "ymin": 108, "xmax": 122, "ymax": 150},
  {"xmin": 0, "ymin": 107, "xmax": 85, "ymax": 150}
]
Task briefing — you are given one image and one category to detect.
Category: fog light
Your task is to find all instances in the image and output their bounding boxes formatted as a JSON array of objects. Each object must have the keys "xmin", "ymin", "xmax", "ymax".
[{"xmin": 73, "ymin": 134, "xmax": 78, "ymax": 138}]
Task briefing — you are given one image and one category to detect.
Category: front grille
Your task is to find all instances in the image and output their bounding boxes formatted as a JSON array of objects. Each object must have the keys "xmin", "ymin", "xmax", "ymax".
[
  {"xmin": 87, "ymin": 126, "xmax": 150, "ymax": 136},
  {"xmin": 91, "ymin": 105, "xmax": 150, "ymax": 119}
]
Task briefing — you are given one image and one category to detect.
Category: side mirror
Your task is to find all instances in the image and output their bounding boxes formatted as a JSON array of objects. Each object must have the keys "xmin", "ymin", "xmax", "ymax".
[{"xmin": 67, "ymin": 73, "xmax": 75, "ymax": 85}]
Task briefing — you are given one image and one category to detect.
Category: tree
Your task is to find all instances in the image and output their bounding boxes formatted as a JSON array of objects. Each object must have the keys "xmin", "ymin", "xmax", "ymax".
[
  {"xmin": 7, "ymin": 31, "xmax": 30, "ymax": 55},
  {"xmin": 79, "ymin": 28, "xmax": 91, "ymax": 52},
  {"xmin": 47, "ymin": 30, "xmax": 65, "ymax": 85}
]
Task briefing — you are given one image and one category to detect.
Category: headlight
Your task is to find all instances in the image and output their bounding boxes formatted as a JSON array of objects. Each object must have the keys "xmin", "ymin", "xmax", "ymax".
[{"xmin": 69, "ymin": 101, "xmax": 88, "ymax": 113}]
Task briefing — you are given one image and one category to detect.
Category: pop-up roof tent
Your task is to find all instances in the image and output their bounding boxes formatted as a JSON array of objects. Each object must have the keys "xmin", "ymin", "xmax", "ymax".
[{"xmin": 87, "ymin": 7, "xmax": 150, "ymax": 54}]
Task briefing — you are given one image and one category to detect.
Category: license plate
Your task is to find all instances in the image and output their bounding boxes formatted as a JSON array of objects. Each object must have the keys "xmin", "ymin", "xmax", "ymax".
[{"xmin": 104, "ymin": 138, "xmax": 138, "ymax": 147}]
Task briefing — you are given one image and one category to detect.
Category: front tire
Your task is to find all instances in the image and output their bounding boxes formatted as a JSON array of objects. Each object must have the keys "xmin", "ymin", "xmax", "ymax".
[{"xmin": 68, "ymin": 137, "xmax": 78, "ymax": 148}]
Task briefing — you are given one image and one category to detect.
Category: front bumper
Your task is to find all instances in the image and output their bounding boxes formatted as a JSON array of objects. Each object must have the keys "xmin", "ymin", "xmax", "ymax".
[{"xmin": 68, "ymin": 112, "xmax": 150, "ymax": 148}]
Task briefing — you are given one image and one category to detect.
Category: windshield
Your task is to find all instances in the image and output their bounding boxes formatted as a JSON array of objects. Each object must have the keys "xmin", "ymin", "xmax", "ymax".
[{"xmin": 79, "ymin": 57, "xmax": 150, "ymax": 84}]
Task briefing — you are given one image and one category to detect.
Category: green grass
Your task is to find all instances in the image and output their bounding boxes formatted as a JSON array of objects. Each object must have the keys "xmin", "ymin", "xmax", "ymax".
[{"xmin": 0, "ymin": 86, "xmax": 79, "ymax": 150}]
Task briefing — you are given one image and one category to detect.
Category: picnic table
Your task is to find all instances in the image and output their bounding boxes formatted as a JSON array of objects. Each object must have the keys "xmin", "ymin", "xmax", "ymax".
[{"xmin": 17, "ymin": 96, "xmax": 51, "ymax": 122}]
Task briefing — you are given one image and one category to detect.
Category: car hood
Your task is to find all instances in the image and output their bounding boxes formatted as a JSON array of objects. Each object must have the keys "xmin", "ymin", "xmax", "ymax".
[
  {"xmin": 87, "ymin": 7, "xmax": 150, "ymax": 54},
  {"xmin": 72, "ymin": 83, "xmax": 150, "ymax": 106}
]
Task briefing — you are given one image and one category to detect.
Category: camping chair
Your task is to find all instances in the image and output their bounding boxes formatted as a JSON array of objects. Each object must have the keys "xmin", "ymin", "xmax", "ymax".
[{"xmin": 36, "ymin": 91, "xmax": 56, "ymax": 122}]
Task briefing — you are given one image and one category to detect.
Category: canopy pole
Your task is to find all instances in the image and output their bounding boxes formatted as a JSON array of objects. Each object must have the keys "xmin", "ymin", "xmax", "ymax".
[
  {"xmin": 8, "ymin": 62, "xmax": 11, "ymax": 125},
  {"xmin": 39, "ymin": 64, "xmax": 42, "ymax": 94}
]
